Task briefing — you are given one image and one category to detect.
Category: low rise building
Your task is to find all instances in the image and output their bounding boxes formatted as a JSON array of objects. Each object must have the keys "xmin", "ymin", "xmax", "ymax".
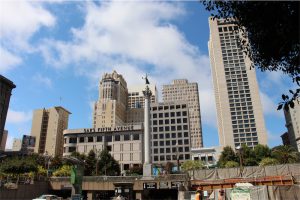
[
  {"xmin": 63, "ymin": 124, "xmax": 143, "ymax": 171},
  {"xmin": 191, "ymin": 146, "xmax": 222, "ymax": 167}
]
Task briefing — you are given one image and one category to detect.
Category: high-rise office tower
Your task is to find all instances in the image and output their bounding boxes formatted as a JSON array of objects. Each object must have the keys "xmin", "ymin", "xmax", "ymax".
[
  {"xmin": 162, "ymin": 79, "xmax": 203, "ymax": 148},
  {"xmin": 128, "ymin": 85, "xmax": 158, "ymax": 109},
  {"xmin": 0, "ymin": 75, "xmax": 16, "ymax": 147},
  {"xmin": 208, "ymin": 18, "xmax": 267, "ymax": 148},
  {"xmin": 31, "ymin": 106, "xmax": 71, "ymax": 156},
  {"xmin": 284, "ymin": 103, "xmax": 300, "ymax": 151},
  {"xmin": 93, "ymin": 71, "xmax": 128, "ymax": 128},
  {"xmin": 0, "ymin": 130, "xmax": 8, "ymax": 151}
]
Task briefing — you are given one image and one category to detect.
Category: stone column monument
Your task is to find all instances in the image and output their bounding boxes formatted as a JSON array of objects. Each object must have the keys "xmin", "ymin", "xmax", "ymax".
[{"xmin": 143, "ymin": 75, "xmax": 152, "ymax": 177}]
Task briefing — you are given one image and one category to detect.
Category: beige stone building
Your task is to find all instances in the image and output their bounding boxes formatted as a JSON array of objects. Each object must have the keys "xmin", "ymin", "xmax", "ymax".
[
  {"xmin": 162, "ymin": 79, "xmax": 203, "ymax": 148},
  {"xmin": 128, "ymin": 85, "xmax": 157, "ymax": 109},
  {"xmin": 30, "ymin": 106, "xmax": 71, "ymax": 156},
  {"xmin": 12, "ymin": 138, "xmax": 22, "ymax": 151},
  {"xmin": 208, "ymin": 18, "xmax": 267, "ymax": 148},
  {"xmin": 0, "ymin": 130, "xmax": 7, "ymax": 151},
  {"xmin": 284, "ymin": 102, "xmax": 300, "ymax": 151},
  {"xmin": 63, "ymin": 124, "xmax": 143, "ymax": 171},
  {"xmin": 93, "ymin": 71, "xmax": 128, "ymax": 128}
]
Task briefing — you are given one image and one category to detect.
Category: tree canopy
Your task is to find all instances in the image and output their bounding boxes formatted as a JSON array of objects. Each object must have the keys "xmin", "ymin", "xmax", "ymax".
[
  {"xmin": 97, "ymin": 149, "xmax": 120, "ymax": 176},
  {"xmin": 202, "ymin": 1, "xmax": 300, "ymax": 109}
]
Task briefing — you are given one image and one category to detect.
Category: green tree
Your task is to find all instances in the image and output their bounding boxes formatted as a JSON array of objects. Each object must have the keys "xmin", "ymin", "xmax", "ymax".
[
  {"xmin": 50, "ymin": 156, "xmax": 63, "ymax": 170},
  {"xmin": 84, "ymin": 149, "xmax": 97, "ymax": 176},
  {"xmin": 259, "ymin": 157, "xmax": 279, "ymax": 166},
  {"xmin": 254, "ymin": 144, "xmax": 271, "ymax": 162},
  {"xmin": 271, "ymin": 145, "xmax": 300, "ymax": 164},
  {"xmin": 181, "ymin": 160, "xmax": 204, "ymax": 178},
  {"xmin": 240, "ymin": 144, "xmax": 257, "ymax": 166},
  {"xmin": 0, "ymin": 157, "xmax": 38, "ymax": 184},
  {"xmin": 52, "ymin": 165, "xmax": 72, "ymax": 177},
  {"xmin": 217, "ymin": 146, "xmax": 238, "ymax": 168},
  {"xmin": 202, "ymin": 1, "xmax": 300, "ymax": 109},
  {"xmin": 128, "ymin": 165, "xmax": 143, "ymax": 176},
  {"xmin": 97, "ymin": 149, "xmax": 120, "ymax": 176},
  {"xmin": 225, "ymin": 161, "xmax": 239, "ymax": 168}
]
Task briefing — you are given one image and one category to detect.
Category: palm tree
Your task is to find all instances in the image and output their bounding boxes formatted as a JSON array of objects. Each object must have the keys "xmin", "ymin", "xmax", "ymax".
[{"xmin": 271, "ymin": 145, "xmax": 300, "ymax": 164}]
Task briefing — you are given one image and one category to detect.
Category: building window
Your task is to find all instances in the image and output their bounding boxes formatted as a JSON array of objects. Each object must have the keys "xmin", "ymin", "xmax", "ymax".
[
  {"xmin": 154, "ymin": 148, "xmax": 158, "ymax": 154},
  {"xmin": 69, "ymin": 137, "xmax": 77, "ymax": 144},
  {"xmin": 160, "ymin": 148, "xmax": 164, "ymax": 153},
  {"xmin": 69, "ymin": 147, "xmax": 76, "ymax": 153},
  {"xmin": 79, "ymin": 137, "xmax": 85, "ymax": 143},
  {"xmin": 97, "ymin": 136, "xmax": 103, "ymax": 142},
  {"xmin": 88, "ymin": 137, "xmax": 93, "ymax": 142},
  {"xmin": 124, "ymin": 135, "xmax": 130, "ymax": 141},
  {"xmin": 115, "ymin": 135, "xmax": 120, "ymax": 141},
  {"xmin": 153, "ymin": 141, "xmax": 158, "ymax": 146},
  {"xmin": 133, "ymin": 134, "xmax": 139, "ymax": 140},
  {"xmin": 106, "ymin": 135, "xmax": 112, "ymax": 142},
  {"xmin": 154, "ymin": 156, "xmax": 158, "ymax": 161}
]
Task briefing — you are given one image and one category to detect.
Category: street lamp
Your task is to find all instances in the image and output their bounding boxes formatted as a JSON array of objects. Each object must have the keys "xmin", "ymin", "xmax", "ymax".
[
  {"xmin": 236, "ymin": 146, "xmax": 243, "ymax": 177},
  {"xmin": 43, "ymin": 151, "xmax": 51, "ymax": 177}
]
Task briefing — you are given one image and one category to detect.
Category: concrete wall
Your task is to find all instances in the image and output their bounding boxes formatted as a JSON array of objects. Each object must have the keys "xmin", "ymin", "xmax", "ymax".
[{"xmin": 0, "ymin": 181, "xmax": 49, "ymax": 200}]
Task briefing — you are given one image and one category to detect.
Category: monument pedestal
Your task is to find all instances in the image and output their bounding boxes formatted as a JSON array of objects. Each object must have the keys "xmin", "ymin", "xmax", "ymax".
[{"xmin": 143, "ymin": 163, "xmax": 152, "ymax": 177}]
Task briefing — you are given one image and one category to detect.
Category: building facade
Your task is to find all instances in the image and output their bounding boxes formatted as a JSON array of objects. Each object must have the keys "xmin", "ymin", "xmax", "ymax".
[
  {"xmin": 30, "ymin": 106, "xmax": 71, "ymax": 156},
  {"xmin": 284, "ymin": 102, "xmax": 300, "ymax": 151},
  {"xmin": 63, "ymin": 125, "xmax": 143, "ymax": 171},
  {"xmin": 0, "ymin": 75, "xmax": 16, "ymax": 147},
  {"xmin": 128, "ymin": 85, "xmax": 157, "ymax": 109},
  {"xmin": 0, "ymin": 130, "xmax": 8, "ymax": 151},
  {"xmin": 12, "ymin": 138, "xmax": 22, "ymax": 151},
  {"xmin": 208, "ymin": 18, "xmax": 267, "ymax": 148},
  {"xmin": 93, "ymin": 71, "xmax": 128, "ymax": 128},
  {"xmin": 162, "ymin": 79, "xmax": 203, "ymax": 148},
  {"xmin": 191, "ymin": 147, "xmax": 221, "ymax": 168},
  {"xmin": 150, "ymin": 102, "xmax": 191, "ymax": 165}
]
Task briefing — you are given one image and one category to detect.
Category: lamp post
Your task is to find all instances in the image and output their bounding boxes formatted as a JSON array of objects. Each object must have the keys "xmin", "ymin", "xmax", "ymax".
[
  {"xmin": 43, "ymin": 151, "xmax": 51, "ymax": 177},
  {"xmin": 236, "ymin": 146, "xmax": 243, "ymax": 177}
]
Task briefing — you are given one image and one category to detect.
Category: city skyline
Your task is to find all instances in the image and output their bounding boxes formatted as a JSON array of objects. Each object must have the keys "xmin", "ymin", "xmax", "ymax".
[{"xmin": 0, "ymin": 1, "xmax": 295, "ymax": 149}]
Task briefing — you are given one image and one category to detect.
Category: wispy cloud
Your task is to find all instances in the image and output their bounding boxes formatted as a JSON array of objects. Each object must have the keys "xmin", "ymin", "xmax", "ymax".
[
  {"xmin": 33, "ymin": 74, "xmax": 53, "ymax": 88},
  {"xmin": 6, "ymin": 109, "xmax": 32, "ymax": 124},
  {"xmin": 39, "ymin": 1, "xmax": 215, "ymax": 127},
  {"xmin": 0, "ymin": 47, "xmax": 22, "ymax": 73},
  {"xmin": 0, "ymin": 1, "xmax": 56, "ymax": 72},
  {"xmin": 260, "ymin": 92, "xmax": 283, "ymax": 118}
]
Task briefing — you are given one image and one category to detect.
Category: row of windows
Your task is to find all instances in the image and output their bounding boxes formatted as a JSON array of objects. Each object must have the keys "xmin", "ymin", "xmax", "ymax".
[
  {"xmin": 235, "ymin": 142, "xmax": 258, "ymax": 147},
  {"xmin": 151, "ymin": 104, "xmax": 187, "ymax": 111},
  {"xmin": 152, "ymin": 125, "xmax": 189, "ymax": 132},
  {"xmin": 152, "ymin": 111, "xmax": 187, "ymax": 118},
  {"xmin": 233, "ymin": 128, "xmax": 256, "ymax": 133},
  {"xmin": 153, "ymin": 147, "xmax": 190, "ymax": 154},
  {"xmin": 67, "ymin": 134, "xmax": 140, "ymax": 144},
  {"xmin": 152, "ymin": 132, "xmax": 189, "ymax": 139},
  {"xmin": 152, "ymin": 118, "xmax": 188, "ymax": 125},
  {"xmin": 152, "ymin": 139, "xmax": 189, "ymax": 146},
  {"xmin": 218, "ymin": 26, "xmax": 238, "ymax": 33},
  {"xmin": 153, "ymin": 154, "xmax": 190, "ymax": 161}
]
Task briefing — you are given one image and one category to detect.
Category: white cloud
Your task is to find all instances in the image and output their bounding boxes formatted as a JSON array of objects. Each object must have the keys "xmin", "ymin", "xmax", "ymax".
[
  {"xmin": 0, "ymin": 47, "xmax": 22, "ymax": 72},
  {"xmin": 6, "ymin": 109, "xmax": 32, "ymax": 124},
  {"xmin": 0, "ymin": 1, "xmax": 56, "ymax": 49},
  {"xmin": 33, "ymin": 74, "xmax": 53, "ymax": 88},
  {"xmin": 39, "ymin": 2, "xmax": 215, "ymax": 126},
  {"xmin": 260, "ymin": 92, "xmax": 283, "ymax": 118}
]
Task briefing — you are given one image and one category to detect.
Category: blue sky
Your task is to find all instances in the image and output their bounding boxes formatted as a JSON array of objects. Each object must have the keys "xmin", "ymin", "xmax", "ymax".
[{"xmin": 0, "ymin": 1, "xmax": 294, "ymax": 149}]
